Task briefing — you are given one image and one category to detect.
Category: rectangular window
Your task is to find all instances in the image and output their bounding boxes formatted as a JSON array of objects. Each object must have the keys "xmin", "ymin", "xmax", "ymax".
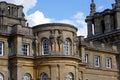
[
  {"xmin": 106, "ymin": 57, "xmax": 112, "ymax": 68},
  {"xmin": 0, "ymin": 42, "xmax": 3, "ymax": 56},
  {"xmin": 22, "ymin": 43, "xmax": 29, "ymax": 56},
  {"xmin": 94, "ymin": 55, "xmax": 100, "ymax": 67},
  {"xmin": 85, "ymin": 54, "xmax": 88, "ymax": 63}
]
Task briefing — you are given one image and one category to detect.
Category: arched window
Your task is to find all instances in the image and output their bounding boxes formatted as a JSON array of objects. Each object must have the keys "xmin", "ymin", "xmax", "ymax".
[
  {"xmin": 23, "ymin": 73, "xmax": 31, "ymax": 80},
  {"xmin": 66, "ymin": 73, "xmax": 74, "ymax": 80},
  {"xmin": 41, "ymin": 73, "xmax": 49, "ymax": 80},
  {"xmin": 64, "ymin": 39, "xmax": 70, "ymax": 55},
  {"xmin": 0, "ymin": 73, "xmax": 4, "ymax": 80},
  {"xmin": 42, "ymin": 39, "xmax": 49, "ymax": 55},
  {"xmin": 8, "ymin": 6, "xmax": 10, "ymax": 14}
]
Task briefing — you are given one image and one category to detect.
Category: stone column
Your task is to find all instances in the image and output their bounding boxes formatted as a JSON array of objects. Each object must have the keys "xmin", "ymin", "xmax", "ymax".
[
  {"xmin": 94, "ymin": 18, "xmax": 101, "ymax": 34},
  {"xmin": 17, "ymin": 6, "xmax": 23, "ymax": 18},
  {"xmin": 61, "ymin": 42, "xmax": 64, "ymax": 55},
  {"xmin": 87, "ymin": 21, "xmax": 93, "ymax": 37},
  {"xmin": 16, "ymin": 64, "xmax": 23, "ymax": 80},
  {"xmin": 79, "ymin": 36, "xmax": 86, "ymax": 63},
  {"xmin": 115, "ymin": 12, "xmax": 120, "ymax": 29},
  {"xmin": 51, "ymin": 65, "xmax": 58, "ymax": 80},
  {"xmin": 39, "ymin": 42, "xmax": 42, "ymax": 55},
  {"xmin": 104, "ymin": 14, "xmax": 111, "ymax": 32},
  {"xmin": 73, "ymin": 42, "xmax": 76, "ymax": 55},
  {"xmin": 74, "ymin": 66, "xmax": 79, "ymax": 80},
  {"xmin": 34, "ymin": 34, "xmax": 39, "ymax": 56},
  {"xmin": 115, "ymin": 1, "xmax": 120, "ymax": 30},
  {"xmin": 16, "ymin": 36, "xmax": 22, "ymax": 55},
  {"xmin": 59, "ymin": 65, "xmax": 65, "ymax": 80},
  {"xmin": 81, "ymin": 46, "xmax": 86, "ymax": 63}
]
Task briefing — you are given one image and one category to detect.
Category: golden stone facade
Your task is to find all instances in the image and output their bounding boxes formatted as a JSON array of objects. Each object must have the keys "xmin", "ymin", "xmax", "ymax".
[{"xmin": 0, "ymin": 1, "xmax": 119, "ymax": 80}]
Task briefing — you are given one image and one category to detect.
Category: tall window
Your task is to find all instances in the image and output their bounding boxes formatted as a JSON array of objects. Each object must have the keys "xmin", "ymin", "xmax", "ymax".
[
  {"xmin": 23, "ymin": 73, "xmax": 31, "ymax": 80},
  {"xmin": 106, "ymin": 57, "xmax": 112, "ymax": 68},
  {"xmin": 94, "ymin": 55, "xmax": 100, "ymax": 67},
  {"xmin": 43, "ymin": 39, "xmax": 49, "ymax": 55},
  {"xmin": 22, "ymin": 43, "xmax": 29, "ymax": 56},
  {"xmin": 64, "ymin": 39, "xmax": 70, "ymax": 55},
  {"xmin": 66, "ymin": 73, "xmax": 74, "ymax": 80},
  {"xmin": 0, "ymin": 42, "xmax": 3, "ymax": 56},
  {"xmin": 92, "ymin": 24, "xmax": 95, "ymax": 35},
  {"xmin": 0, "ymin": 73, "xmax": 3, "ymax": 80},
  {"xmin": 85, "ymin": 54, "xmax": 88, "ymax": 63},
  {"xmin": 8, "ymin": 6, "xmax": 10, "ymax": 14},
  {"xmin": 41, "ymin": 73, "xmax": 48, "ymax": 80}
]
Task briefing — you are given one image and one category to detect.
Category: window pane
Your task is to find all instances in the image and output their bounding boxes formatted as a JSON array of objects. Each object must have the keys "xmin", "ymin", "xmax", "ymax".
[
  {"xmin": 41, "ymin": 73, "xmax": 48, "ymax": 80},
  {"xmin": 106, "ymin": 57, "xmax": 111, "ymax": 68},
  {"xmin": 22, "ymin": 43, "xmax": 29, "ymax": 56},
  {"xmin": 85, "ymin": 54, "xmax": 88, "ymax": 63},
  {"xmin": 0, "ymin": 42, "xmax": 3, "ymax": 56},
  {"xmin": 0, "ymin": 73, "xmax": 3, "ymax": 80},
  {"xmin": 66, "ymin": 73, "xmax": 73, "ymax": 80},
  {"xmin": 43, "ymin": 39, "xmax": 49, "ymax": 55},
  {"xmin": 64, "ymin": 40, "xmax": 70, "ymax": 55},
  {"xmin": 24, "ymin": 74, "xmax": 31, "ymax": 80},
  {"xmin": 94, "ymin": 55, "xmax": 100, "ymax": 67}
]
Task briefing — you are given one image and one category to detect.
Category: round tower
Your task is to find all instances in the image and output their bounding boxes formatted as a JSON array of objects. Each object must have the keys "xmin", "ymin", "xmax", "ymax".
[{"xmin": 32, "ymin": 23, "xmax": 80, "ymax": 80}]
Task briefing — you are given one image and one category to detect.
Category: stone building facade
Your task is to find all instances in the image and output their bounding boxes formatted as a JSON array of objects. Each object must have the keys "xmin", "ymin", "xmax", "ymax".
[{"xmin": 0, "ymin": 0, "xmax": 119, "ymax": 80}]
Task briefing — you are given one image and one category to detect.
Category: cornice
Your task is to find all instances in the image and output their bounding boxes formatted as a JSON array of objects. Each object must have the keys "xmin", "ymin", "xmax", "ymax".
[{"xmin": 32, "ymin": 23, "xmax": 78, "ymax": 31}]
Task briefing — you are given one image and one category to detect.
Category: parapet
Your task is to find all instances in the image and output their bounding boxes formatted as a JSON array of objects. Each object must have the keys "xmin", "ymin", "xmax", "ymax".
[
  {"xmin": 0, "ymin": 24, "xmax": 33, "ymax": 37},
  {"xmin": 0, "ymin": 1, "xmax": 24, "ymax": 19},
  {"xmin": 78, "ymin": 36, "xmax": 118, "ymax": 53},
  {"xmin": 11, "ymin": 25, "xmax": 33, "ymax": 37},
  {"xmin": 85, "ymin": 40, "xmax": 118, "ymax": 53}
]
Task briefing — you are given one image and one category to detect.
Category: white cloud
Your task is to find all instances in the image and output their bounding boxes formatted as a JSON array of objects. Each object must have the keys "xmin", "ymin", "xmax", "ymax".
[
  {"xmin": 0, "ymin": 0, "xmax": 37, "ymax": 14},
  {"xmin": 55, "ymin": 19, "xmax": 75, "ymax": 25},
  {"xmin": 0, "ymin": 0, "xmax": 87, "ymax": 37},
  {"xmin": 27, "ymin": 11, "xmax": 87, "ymax": 37},
  {"xmin": 98, "ymin": 6, "xmax": 104, "ymax": 10},
  {"xmin": 27, "ymin": 11, "xmax": 52, "ymax": 27},
  {"xmin": 54, "ymin": 12, "xmax": 87, "ymax": 37},
  {"xmin": 73, "ymin": 12, "xmax": 87, "ymax": 37},
  {"xmin": 77, "ymin": 23, "xmax": 87, "ymax": 37}
]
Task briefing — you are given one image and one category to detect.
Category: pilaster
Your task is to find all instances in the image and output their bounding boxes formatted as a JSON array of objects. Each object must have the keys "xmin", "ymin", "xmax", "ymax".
[
  {"xmin": 104, "ymin": 14, "xmax": 111, "ymax": 32},
  {"xmin": 16, "ymin": 36, "xmax": 22, "ymax": 55}
]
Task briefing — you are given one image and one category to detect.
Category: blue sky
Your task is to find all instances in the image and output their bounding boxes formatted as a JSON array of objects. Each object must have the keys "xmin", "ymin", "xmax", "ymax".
[
  {"xmin": 0, "ymin": 0, "xmax": 115, "ymax": 37},
  {"xmin": 27, "ymin": 0, "xmax": 115, "ymax": 19}
]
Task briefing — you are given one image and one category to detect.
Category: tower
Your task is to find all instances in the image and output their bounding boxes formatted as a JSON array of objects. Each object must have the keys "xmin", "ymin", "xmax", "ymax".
[
  {"xmin": 85, "ymin": 0, "xmax": 120, "ymax": 45},
  {"xmin": 90, "ymin": 0, "xmax": 96, "ymax": 16},
  {"xmin": 0, "ymin": 1, "xmax": 26, "ymax": 27}
]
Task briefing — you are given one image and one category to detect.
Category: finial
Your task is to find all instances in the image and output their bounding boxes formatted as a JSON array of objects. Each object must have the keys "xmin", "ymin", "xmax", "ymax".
[
  {"xmin": 92, "ymin": 0, "xmax": 94, "ymax": 3},
  {"xmin": 90, "ymin": 0, "xmax": 96, "ymax": 16}
]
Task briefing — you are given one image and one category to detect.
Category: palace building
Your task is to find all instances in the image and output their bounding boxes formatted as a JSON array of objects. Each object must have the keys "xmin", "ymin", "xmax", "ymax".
[{"xmin": 0, "ymin": 0, "xmax": 119, "ymax": 80}]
